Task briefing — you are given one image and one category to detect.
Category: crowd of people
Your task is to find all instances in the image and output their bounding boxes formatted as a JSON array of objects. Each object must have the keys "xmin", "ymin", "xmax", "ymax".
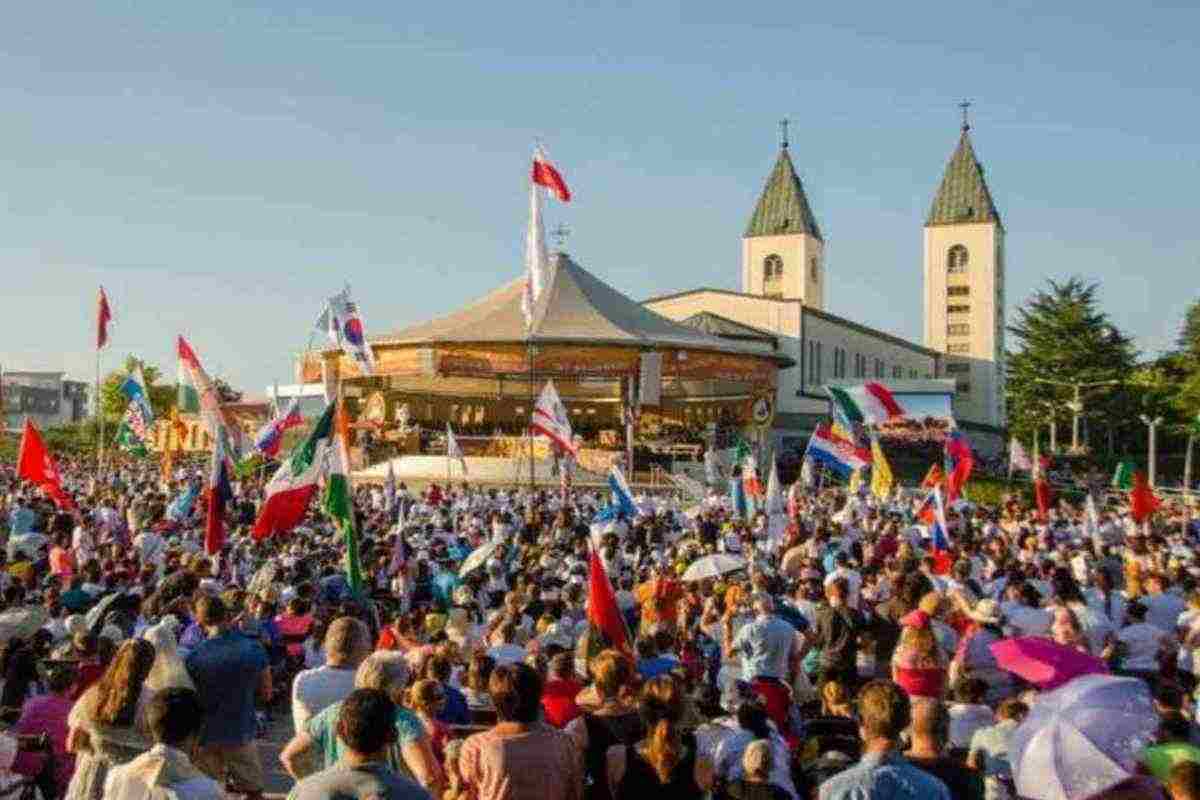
[{"xmin": 0, "ymin": 452, "xmax": 1199, "ymax": 800}]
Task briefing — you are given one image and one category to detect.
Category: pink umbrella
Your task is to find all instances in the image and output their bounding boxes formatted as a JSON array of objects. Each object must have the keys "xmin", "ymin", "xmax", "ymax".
[{"xmin": 990, "ymin": 636, "xmax": 1109, "ymax": 691}]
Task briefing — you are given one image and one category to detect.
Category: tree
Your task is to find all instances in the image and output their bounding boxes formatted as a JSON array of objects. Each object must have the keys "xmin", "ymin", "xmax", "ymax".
[
  {"xmin": 1006, "ymin": 278, "xmax": 1137, "ymax": 449},
  {"xmin": 100, "ymin": 355, "xmax": 174, "ymax": 423},
  {"xmin": 1178, "ymin": 298, "xmax": 1200, "ymax": 359}
]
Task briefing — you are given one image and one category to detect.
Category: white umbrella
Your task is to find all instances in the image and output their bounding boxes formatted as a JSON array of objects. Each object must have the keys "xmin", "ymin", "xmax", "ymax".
[
  {"xmin": 682, "ymin": 553, "xmax": 746, "ymax": 582},
  {"xmin": 458, "ymin": 540, "xmax": 500, "ymax": 578}
]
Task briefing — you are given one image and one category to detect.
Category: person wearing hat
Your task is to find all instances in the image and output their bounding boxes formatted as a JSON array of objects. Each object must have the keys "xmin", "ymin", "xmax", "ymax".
[{"xmin": 949, "ymin": 599, "xmax": 1015, "ymax": 706}]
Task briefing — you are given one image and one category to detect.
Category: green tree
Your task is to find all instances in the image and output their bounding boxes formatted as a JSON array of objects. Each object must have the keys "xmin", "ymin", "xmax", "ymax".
[
  {"xmin": 1006, "ymin": 277, "xmax": 1136, "ymax": 449},
  {"xmin": 1178, "ymin": 298, "xmax": 1200, "ymax": 359},
  {"xmin": 100, "ymin": 355, "xmax": 174, "ymax": 423}
]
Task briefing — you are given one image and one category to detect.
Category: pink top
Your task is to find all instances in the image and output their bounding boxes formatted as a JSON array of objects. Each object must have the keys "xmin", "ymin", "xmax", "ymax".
[
  {"xmin": 11, "ymin": 693, "xmax": 74, "ymax": 792},
  {"xmin": 892, "ymin": 650, "xmax": 946, "ymax": 698},
  {"xmin": 460, "ymin": 725, "xmax": 582, "ymax": 800}
]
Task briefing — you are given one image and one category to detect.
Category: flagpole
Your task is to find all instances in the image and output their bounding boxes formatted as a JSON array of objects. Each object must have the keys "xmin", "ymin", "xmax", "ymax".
[
  {"xmin": 527, "ymin": 342, "xmax": 535, "ymax": 492},
  {"xmin": 95, "ymin": 346, "xmax": 103, "ymax": 472}
]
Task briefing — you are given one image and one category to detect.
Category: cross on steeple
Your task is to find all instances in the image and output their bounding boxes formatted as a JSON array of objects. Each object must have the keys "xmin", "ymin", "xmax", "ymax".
[
  {"xmin": 779, "ymin": 118, "xmax": 790, "ymax": 150},
  {"xmin": 959, "ymin": 99, "xmax": 972, "ymax": 132},
  {"xmin": 550, "ymin": 222, "xmax": 571, "ymax": 249}
]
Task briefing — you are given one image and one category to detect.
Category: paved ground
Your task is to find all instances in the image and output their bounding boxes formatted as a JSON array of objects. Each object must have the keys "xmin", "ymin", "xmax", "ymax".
[{"xmin": 259, "ymin": 706, "xmax": 295, "ymax": 797}]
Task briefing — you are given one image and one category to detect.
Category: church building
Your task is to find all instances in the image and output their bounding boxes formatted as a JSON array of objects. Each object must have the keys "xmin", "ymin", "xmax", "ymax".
[{"xmin": 643, "ymin": 117, "xmax": 1006, "ymax": 457}]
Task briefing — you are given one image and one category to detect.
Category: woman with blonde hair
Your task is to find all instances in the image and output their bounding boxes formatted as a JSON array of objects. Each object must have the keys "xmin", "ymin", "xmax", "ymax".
[
  {"xmin": 408, "ymin": 678, "xmax": 451, "ymax": 762},
  {"xmin": 891, "ymin": 612, "xmax": 947, "ymax": 699},
  {"xmin": 64, "ymin": 638, "xmax": 157, "ymax": 800},
  {"xmin": 605, "ymin": 674, "xmax": 714, "ymax": 799}
]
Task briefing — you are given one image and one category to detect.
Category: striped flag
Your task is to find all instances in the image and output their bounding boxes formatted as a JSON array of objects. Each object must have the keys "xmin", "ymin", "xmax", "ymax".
[
  {"xmin": 323, "ymin": 401, "xmax": 363, "ymax": 593},
  {"xmin": 205, "ymin": 435, "xmax": 233, "ymax": 556},
  {"xmin": 827, "ymin": 382, "xmax": 906, "ymax": 427},
  {"xmin": 253, "ymin": 402, "xmax": 335, "ymax": 540}
]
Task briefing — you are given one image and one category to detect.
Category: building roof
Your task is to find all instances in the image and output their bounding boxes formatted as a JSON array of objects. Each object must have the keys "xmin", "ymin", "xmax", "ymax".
[
  {"xmin": 372, "ymin": 253, "xmax": 795, "ymax": 366},
  {"xmin": 677, "ymin": 311, "xmax": 778, "ymax": 347},
  {"xmin": 926, "ymin": 128, "xmax": 1002, "ymax": 228},
  {"xmin": 641, "ymin": 287, "xmax": 940, "ymax": 358},
  {"xmin": 744, "ymin": 147, "xmax": 823, "ymax": 241}
]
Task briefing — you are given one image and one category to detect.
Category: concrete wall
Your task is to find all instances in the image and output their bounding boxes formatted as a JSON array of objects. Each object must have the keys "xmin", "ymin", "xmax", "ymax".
[
  {"xmin": 801, "ymin": 312, "xmax": 939, "ymax": 398},
  {"xmin": 741, "ymin": 233, "xmax": 825, "ymax": 309}
]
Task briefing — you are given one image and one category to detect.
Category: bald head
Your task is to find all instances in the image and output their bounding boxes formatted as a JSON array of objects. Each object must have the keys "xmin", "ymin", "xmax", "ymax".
[{"xmin": 324, "ymin": 617, "xmax": 371, "ymax": 667}]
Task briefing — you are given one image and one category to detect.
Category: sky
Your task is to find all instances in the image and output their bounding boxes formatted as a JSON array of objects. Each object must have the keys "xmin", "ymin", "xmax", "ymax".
[{"xmin": 1, "ymin": 1, "xmax": 1197, "ymax": 396}]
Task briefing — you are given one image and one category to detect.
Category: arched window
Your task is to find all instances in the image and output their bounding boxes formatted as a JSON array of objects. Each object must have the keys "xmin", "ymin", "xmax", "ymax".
[
  {"xmin": 947, "ymin": 245, "xmax": 969, "ymax": 273},
  {"xmin": 763, "ymin": 254, "xmax": 783, "ymax": 280}
]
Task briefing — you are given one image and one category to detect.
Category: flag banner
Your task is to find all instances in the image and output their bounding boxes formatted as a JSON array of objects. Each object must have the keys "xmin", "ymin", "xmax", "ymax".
[
  {"xmin": 17, "ymin": 419, "xmax": 75, "ymax": 509},
  {"xmin": 918, "ymin": 485, "xmax": 952, "ymax": 554},
  {"xmin": 96, "ymin": 287, "xmax": 113, "ymax": 350},
  {"xmin": 318, "ymin": 287, "xmax": 376, "ymax": 376},
  {"xmin": 446, "ymin": 422, "xmax": 468, "ymax": 475},
  {"xmin": 870, "ymin": 437, "xmax": 894, "ymax": 501},
  {"xmin": 638, "ymin": 352, "xmax": 663, "ymax": 407},
  {"xmin": 944, "ymin": 429, "xmax": 975, "ymax": 504},
  {"xmin": 177, "ymin": 336, "xmax": 248, "ymax": 462},
  {"xmin": 1112, "ymin": 461, "xmax": 1135, "ymax": 491},
  {"xmin": 323, "ymin": 401, "xmax": 363, "ymax": 592},
  {"xmin": 166, "ymin": 483, "xmax": 200, "ymax": 522},
  {"xmin": 594, "ymin": 463, "xmax": 637, "ymax": 522},
  {"xmin": 803, "ymin": 422, "xmax": 870, "ymax": 478},
  {"xmin": 1129, "ymin": 472, "xmax": 1160, "ymax": 523},
  {"xmin": 253, "ymin": 402, "xmax": 336, "ymax": 539},
  {"xmin": 530, "ymin": 380, "xmax": 577, "ymax": 454},
  {"xmin": 119, "ymin": 364, "xmax": 154, "ymax": 425},
  {"xmin": 205, "ymin": 435, "xmax": 233, "ymax": 556},
  {"xmin": 252, "ymin": 397, "xmax": 304, "ymax": 459},
  {"xmin": 115, "ymin": 402, "xmax": 150, "ymax": 457},
  {"xmin": 532, "ymin": 145, "xmax": 572, "ymax": 202},
  {"xmin": 827, "ymin": 382, "xmax": 907, "ymax": 427}
]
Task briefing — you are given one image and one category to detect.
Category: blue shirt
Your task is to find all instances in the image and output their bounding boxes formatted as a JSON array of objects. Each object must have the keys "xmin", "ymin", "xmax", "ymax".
[
  {"xmin": 436, "ymin": 684, "xmax": 471, "ymax": 726},
  {"xmin": 637, "ymin": 656, "xmax": 677, "ymax": 680},
  {"xmin": 185, "ymin": 629, "xmax": 269, "ymax": 745},
  {"xmin": 731, "ymin": 614, "xmax": 797, "ymax": 681},
  {"xmin": 8, "ymin": 507, "xmax": 34, "ymax": 536},
  {"xmin": 818, "ymin": 751, "xmax": 952, "ymax": 800}
]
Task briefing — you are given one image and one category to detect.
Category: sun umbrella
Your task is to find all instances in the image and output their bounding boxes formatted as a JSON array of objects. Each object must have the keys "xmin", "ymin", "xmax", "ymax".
[
  {"xmin": 1010, "ymin": 673, "xmax": 1157, "ymax": 800},
  {"xmin": 990, "ymin": 636, "xmax": 1109, "ymax": 690},
  {"xmin": 681, "ymin": 553, "xmax": 746, "ymax": 582},
  {"xmin": 86, "ymin": 592, "xmax": 124, "ymax": 632},
  {"xmin": 458, "ymin": 540, "xmax": 500, "ymax": 578}
]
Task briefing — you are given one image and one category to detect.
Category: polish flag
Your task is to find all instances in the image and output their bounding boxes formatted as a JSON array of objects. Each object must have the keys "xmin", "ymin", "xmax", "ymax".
[{"xmin": 532, "ymin": 146, "xmax": 571, "ymax": 202}]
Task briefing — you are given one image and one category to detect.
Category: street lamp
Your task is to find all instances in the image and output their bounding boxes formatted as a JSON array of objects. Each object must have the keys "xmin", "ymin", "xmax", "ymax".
[
  {"xmin": 1031, "ymin": 378, "xmax": 1121, "ymax": 453},
  {"xmin": 1139, "ymin": 414, "xmax": 1163, "ymax": 488}
]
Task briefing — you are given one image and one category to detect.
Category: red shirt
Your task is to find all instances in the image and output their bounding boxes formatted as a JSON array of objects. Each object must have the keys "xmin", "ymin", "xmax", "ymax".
[{"xmin": 540, "ymin": 678, "xmax": 582, "ymax": 728}]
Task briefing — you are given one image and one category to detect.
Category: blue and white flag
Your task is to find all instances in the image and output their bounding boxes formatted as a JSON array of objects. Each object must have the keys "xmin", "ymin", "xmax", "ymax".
[
  {"xmin": 918, "ymin": 484, "xmax": 951, "ymax": 552},
  {"xmin": 317, "ymin": 287, "xmax": 376, "ymax": 376},
  {"xmin": 595, "ymin": 464, "xmax": 637, "ymax": 522},
  {"xmin": 166, "ymin": 482, "xmax": 200, "ymax": 522},
  {"xmin": 120, "ymin": 364, "xmax": 154, "ymax": 425}
]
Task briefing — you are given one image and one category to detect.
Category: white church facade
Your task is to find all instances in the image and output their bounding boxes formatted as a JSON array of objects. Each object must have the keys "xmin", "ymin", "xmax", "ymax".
[{"xmin": 643, "ymin": 119, "xmax": 1007, "ymax": 457}]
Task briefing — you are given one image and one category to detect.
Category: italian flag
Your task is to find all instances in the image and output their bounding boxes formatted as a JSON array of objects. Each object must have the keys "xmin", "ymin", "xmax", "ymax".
[
  {"xmin": 252, "ymin": 402, "xmax": 335, "ymax": 540},
  {"xmin": 1111, "ymin": 460, "xmax": 1135, "ymax": 491},
  {"xmin": 827, "ymin": 382, "xmax": 906, "ymax": 426},
  {"xmin": 176, "ymin": 339, "xmax": 201, "ymax": 413},
  {"xmin": 323, "ymin": 401, "xmax": 363, "ymax": 593}
]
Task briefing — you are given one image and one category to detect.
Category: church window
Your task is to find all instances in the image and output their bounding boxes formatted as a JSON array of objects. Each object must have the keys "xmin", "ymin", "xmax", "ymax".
[
  {"xmin": 947, "ymin": 245, "xmax": 969, "ymax": 273},
  {"xmin": 945, "ymin": 362, "xmax": 970, "ymax": 374},
  {"xmin": 763, "ymin": 254, "xmax": 783, "ymax": 281},
  {"xmin": 947, "ymin": 343, "xmax": 971, "ymax": 354},
  {"xmin": 892, "ymin": 365, "xmax": 903, "ymax": 379},
  {"xmin": 948, "ymin": 286, "xmax": 970, "ymax": 297},
  {"xmin": 947, "ymin": 304, "xmax": 970, "ymax": 314},
  {"xmin": 947, "ymin": 323, "xmax": 970, "ymax": 336},
  {"xmin": 815, "ymin": 342, "xmax": 823, "ymax": 383},
  {"xmin": 809, "ymin": 257, "xmax": 818, "ymax": 282}
]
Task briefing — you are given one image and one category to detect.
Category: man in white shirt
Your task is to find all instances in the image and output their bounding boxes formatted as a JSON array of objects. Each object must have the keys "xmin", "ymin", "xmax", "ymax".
[
  {"xmin": 824, "ymin": 552, "xmax": 862, "ymax": 609},
  {"xmin": 104, "ymin": 687, "xmax": 224, "ymax": 800},
  {"xmin": 292, "ymin": 617, "xmax": 372, "ymax": 735}
]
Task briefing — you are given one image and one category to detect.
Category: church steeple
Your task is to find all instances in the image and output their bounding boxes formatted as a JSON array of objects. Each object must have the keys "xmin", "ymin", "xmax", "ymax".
[
  {"xmin": 927, "ymin": 127, "xmax": 1002, "ymax": 229},
  {"xmin": 744, "ymin": 146, "xmax": 823, "ymax": 241}
]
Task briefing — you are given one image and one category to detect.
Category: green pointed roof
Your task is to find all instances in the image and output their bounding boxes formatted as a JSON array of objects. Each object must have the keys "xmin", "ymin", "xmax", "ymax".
[
  {"xmin": 926, "ymin": 128, "xmax": 1002, "ymax": 228},
  {"xmin": 744, "ymin": 147, "xmax": 822, "ymax": 240}
]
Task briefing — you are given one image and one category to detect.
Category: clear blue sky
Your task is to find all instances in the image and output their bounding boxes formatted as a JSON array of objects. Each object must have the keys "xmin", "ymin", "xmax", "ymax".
[{"xmin": 1, "ymin": 1, "xmax": 1197, "ymax": 395}]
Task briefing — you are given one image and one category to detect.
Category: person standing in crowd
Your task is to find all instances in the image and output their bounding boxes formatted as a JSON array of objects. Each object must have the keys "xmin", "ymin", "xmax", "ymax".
[
  {"xmin": 811, "ymin": 578, "xmax": 864, "ymax": 692},
  {"xmin": 185, "ymin": 594, "xmax": 272, "ymax": 798},
  {"xmin": 292, "ymin": 616, "xmax": 372, "ymax": 735},
  {"xmin": 103, "ymin": 687, "xmax": 225, "ymax": 800},
  {"xmin": 289, "ymin": 688, "xmax": 432, "ymax": 800},
  {"xmin": 817, "ymin": 680, "xmax": 952, "ymax": 800}
]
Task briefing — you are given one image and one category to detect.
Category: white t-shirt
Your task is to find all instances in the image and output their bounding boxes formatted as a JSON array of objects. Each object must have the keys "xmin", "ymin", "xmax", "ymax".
[
  {"xmin": 291, "ymin": 664, "xmax": 358, "ymax": 734},
  {"xmin": 1117, "ymin": 623, "xmax": 1169, "ymax": 672},
  {"xmin": 486, "ymin": 643, "xmax": 526, "ymax": 666}
]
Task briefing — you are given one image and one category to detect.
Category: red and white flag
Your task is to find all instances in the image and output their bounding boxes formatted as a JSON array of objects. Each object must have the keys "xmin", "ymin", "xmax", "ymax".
[
  {"xmin": 96, "ymin": 287, "xmax": 113, "ymax": 350},
  {"xmin": 530, "ymin": 380, "xmax": 577, "ymax": 455},
  {"xmin": 532, "ymin": 146, "xmax": 571, "ymax": 202},
  {"xmin": 521, "ymin": 146, "xmax": 571, "ymax": 328}
]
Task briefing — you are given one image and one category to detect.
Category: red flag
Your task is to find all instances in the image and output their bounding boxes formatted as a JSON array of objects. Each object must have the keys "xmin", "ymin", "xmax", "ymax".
[
  {"xmin": 96, "ymin": 287, "xmax": 112, "ymax": 350},
  {"xmin": 944, "ymin": 430, "xmax": 974, "ymax": 504},
  {"xmin": 1034, "ymin": 476, "xmax": 1053, "ymax": 521},
  {"xmin": 587, "ymin": 548, "xmax": 630, "ymax": 655},
  {"xmin": 532, "ymin": 146, "xmax": 571, "ymax": 202},
  {"xmin": 921, "ymin": 463, "xmax": 945, "ymax": 489},
  {"xmin": 1129, "ymin": 472, "xmax": 1161, "ymax": 523},
  {"xmin": 204, "ymin": 438, "xmax": 233, "ymax": 555},
  {"xmin": 16, "ymin": 419, "xmax": 75, "ymax": 509}
]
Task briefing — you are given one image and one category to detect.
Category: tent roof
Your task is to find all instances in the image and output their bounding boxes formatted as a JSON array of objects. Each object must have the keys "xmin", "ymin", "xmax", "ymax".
[{"xmin": 372, "ymin": 253, "xmax": 794, "ymax": 367}]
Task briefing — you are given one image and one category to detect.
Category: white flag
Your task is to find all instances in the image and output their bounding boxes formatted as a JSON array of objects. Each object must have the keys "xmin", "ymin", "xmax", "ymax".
[
  {"xmin": 1009, "ymin": 437, "xmax": 1033, "ymax": 475},
  {"xmin": 764, "ymin": 454, "xmax": 785, "ymax": 515},
  {"xmin": 530, "ymin": 380, "xmax": 577, "ymax": 455},
  {"xmin": 446, "ymin": 423, "xmax": 468, "ymax": 475},
  {"xmin": 318, "ymin": 287, "xmax": 376, "ymax": 375},
  {"xmin": 520, "ymin": 181, "xmax": 550, "ymax": 329}
]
